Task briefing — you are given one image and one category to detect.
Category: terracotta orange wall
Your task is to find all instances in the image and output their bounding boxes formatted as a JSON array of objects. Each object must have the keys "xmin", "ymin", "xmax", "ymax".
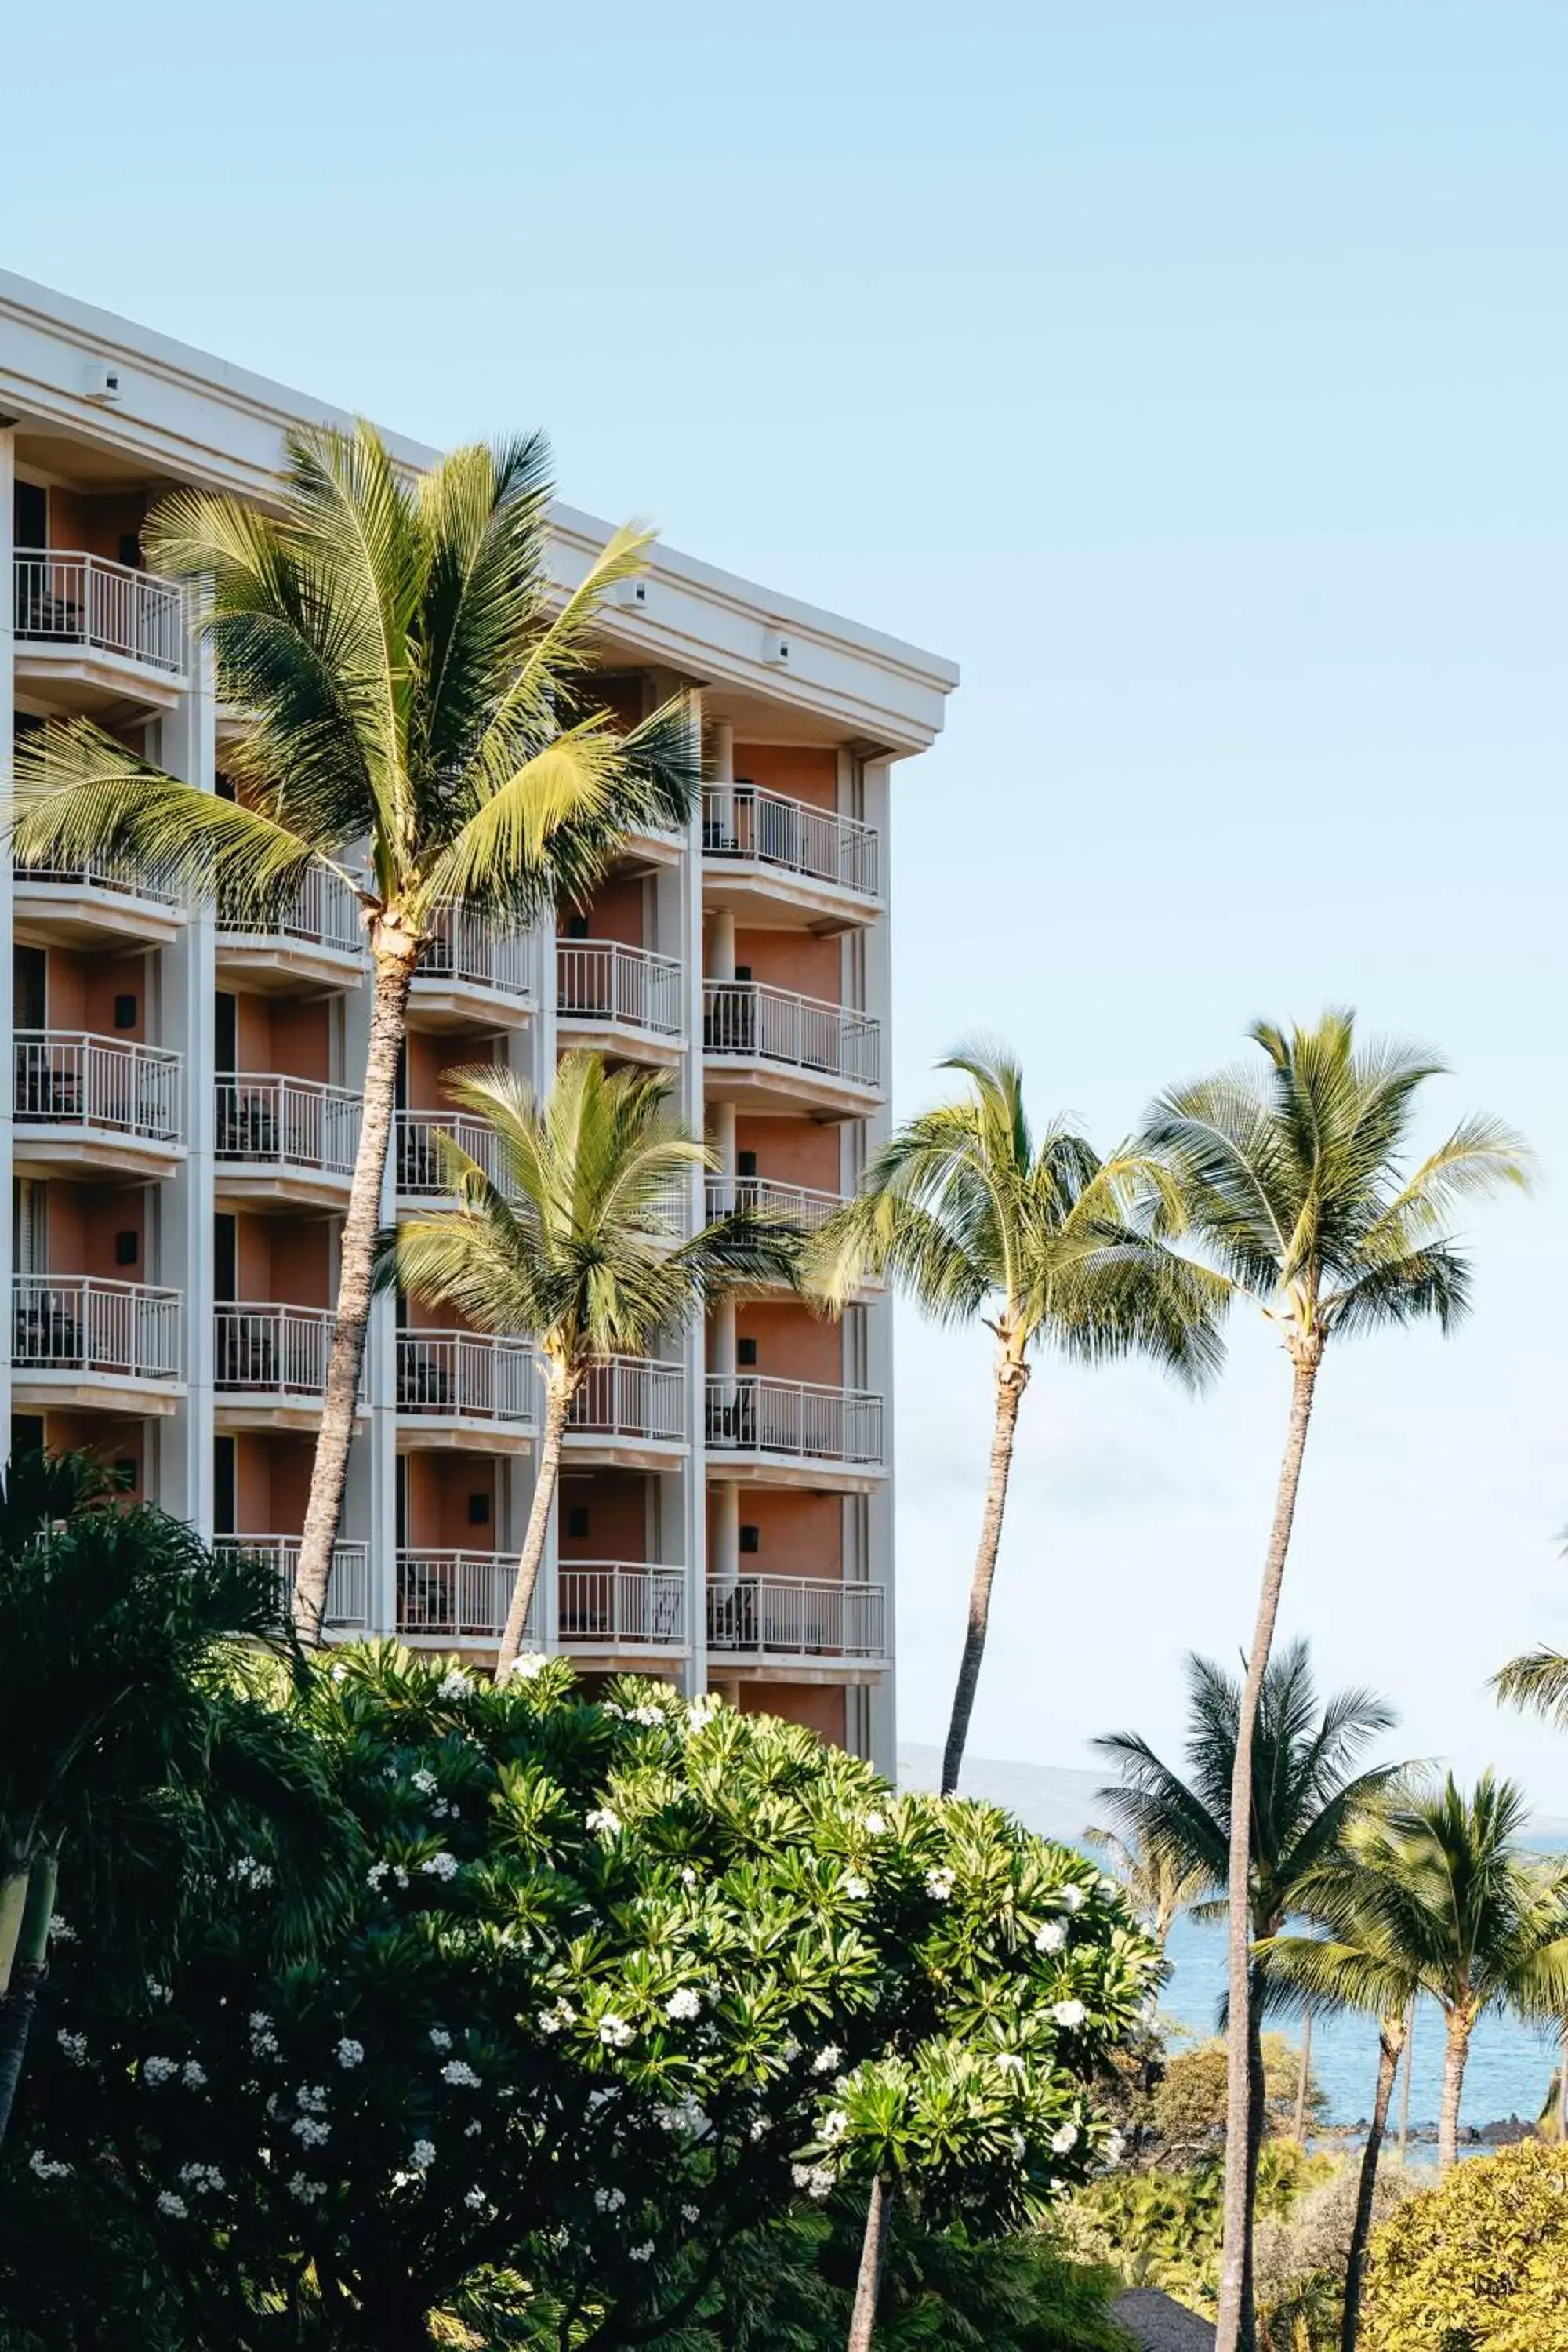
[
  {"xmin": 731, "ymin": 1115, "xmax": 840, "ymax": 1191},
  {"xmin": 731, "ymin": 1299, "xmax": 843, "ymax": 1386},
  {"xmin": 406, "ymin": 1452, "xmax": 497, "ymax": 1547},
  {"xmin": 43, "ymin": 1413, "xmax": 144, "ymax": 1497},
  {"xmin": 736, "ymin": 1681, "xmax": 848, "ymax": 1746},
  {"xmin": 731, "ymin": 927, "xmax": 840, "ymax": 1000},
  {"xmin": 731, "ymin": 744, "xmax": 839, "ymax": 813},
  {"xmin": 47, "ymin": 489, "xmax": 149, "ymax": 563},
  {"xmin": 719, "ymin": 1485, "xmax": 843, "ymax": 1578},
  {"xmin": 560, "ymin": 874, "xmax": 645, "ymax": 948},
  {"xmin": 44, "ymin": 949, "xmax": 148, "ymax": 1041},
  {"xmin": 558, "ymin": 1468, "xmax": 648, "ymax": 1563},
  {"xmin": 47, "ymin": 1183, "xmax": 146, "ymax": 1279},
  {"xmin": 407, "ymin": 1032, "xmax": 498, "ymax": 1111},
  {"xmin": 234, "ymin": 1214, "xmax": 331, "ymax": 1305},
  {"xmin": 234, "ymin": 994, "xmax": 330, "ymax": 1081},
  {"xmin": 595, "ymin": 675, "xmax": 648, "ymax": 731},
  {"xmin": 235, "ymin": 1432, "xmax": 314, "ymax": 1533}
]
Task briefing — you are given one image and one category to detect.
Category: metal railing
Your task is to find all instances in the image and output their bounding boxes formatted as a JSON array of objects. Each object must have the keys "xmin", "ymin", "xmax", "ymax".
[
  {"xmin": 418, "ymin": 905, "xmax": 531, "ymax": 1000},
  {"xmin": 216, "ymin": 865, "xmax": 364, "ymax": 958},
  {"xmin": 702, "ymin": 982, "xmax": 880, "ymax": 1087},
  {"xmin": 13, "ymin": 549, "xmax": 187, "ymax": 677},
  {"xmin": 558, "ymin": 1564, "xmax": 686, "ymax": 1647},
  {"xmin": 704, "ymin": 1375, "xmax": 884, "ymax": 1465},
  {"xmin": 705, "ymin": 1174, "xmax": 844, "ymax": 1235},
  {"xmin": 396, "ymin": 1549, "xmax": 523, "ymax": 1642},
  {"xmin": 702, "ymin": 784, "xmax": 879, "ymax": 897},
  {"xmin": 556, "ymin": 940, "xmax": 684, "ymax": 1036},
  {"xmin": 568, "ymin": 1356, "xmax": 687, "ymax": 1443},
  {"xmin": 215, "ymin": 1074, "xmax": 361, "ymax": 1176},
  {"xmin": 13, "ymin": 847, "xmax": 179, "ymax": 907},
  {"xmin": 217, "ymin": 1534, "xmax": 371, "ymax": 1632},
  {"xmin": 13, "ymin": 1033, "xmax": 182, "ymax": 1142},
  {"xmin": 214, "ymin": 1304, "xmax": 337, "ymax": 1397},
  {"xmin": 12, "ymin": 1274, "xmax": 182, "ymax": 1382},
  {"xmin": 394, "ymin": 1110, "xmax": 501, "ymax": 1196},
  {"xmin": 396, "ymin": 1330, "xmax": 537, "ymax": 1425},
  {"xmin": 706, "ymin": 1575, "xmax": 887, "ymax": 1660}
]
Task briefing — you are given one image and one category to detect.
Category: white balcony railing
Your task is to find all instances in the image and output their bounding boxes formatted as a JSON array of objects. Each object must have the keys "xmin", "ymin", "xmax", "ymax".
[
  {"xmin": 705, "ymin": 1174, "xmax": 844, "ymax": 1236},
  {"xmin": 13, "ymin": 549, "xmax": 188, "ymax": 677},
  {"xmin": 13, "ymin": 1033, "xmax": 182, "ymax": 1143},
  {"xmin": 216, "ymin": 866, "xmax": 364, "ymax": 958},
  {"xmin": 397, "ymin": 1330, "xmax": 536, "ymax": 1425},
  {"xmin": 558, "ymin": 1564, "xmax": 686, "ymax": 1648},
  {"xmin": 13, "ymin": 1274, "xmax": 182, "ymax": 1383},
  {"xmin": 394, "ymin": 1110, "xmax": 500, "ymax": 1197},
  {"xmin": 13, "ymin": 848, "xmax": 179, "ymax": 909},
  {"xmin": 702, "ymin": 982, "xmax": 880, "ymax": 1088},
  {"xmin": 217, "ymin": 1534, "xmax": 371, "ymax": 1632},
  {"xmin": 418, "ymin": 905, "xmax": 531, "ymax": 1000},
  {"xmin": 396, "ymin": 1549, "xmax": 523, "ymax": 1643},
  {"xmin": 216, "ymin": 1074, "xmax": 361, "ymax": 1177},
  {"xmin": 705, "ymin": 1375, "xmax": 884, "ymax": 1466},
  {"xmin": 702, "ymin": 784, "xmax": 879, "ymax": 898},
  {"xmin": 214, "ymin": 1304, "xmax": 336, "ymax": 1398},
  {"xmin": 706, "ymin": 1575, "xmax": 887, "ymax": 1661},
  {"xmin": 557, "ymin": 941, "xmax": 684, "ymax": 1036},
  {"xmin": 569, "ymin": 1356, "xmax": 686, "ymax": 1443}
]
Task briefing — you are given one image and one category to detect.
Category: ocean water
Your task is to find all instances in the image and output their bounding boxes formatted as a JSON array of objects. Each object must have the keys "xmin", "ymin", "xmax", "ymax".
[{"xmin": 1161, "ymin": 1904, "xmax": 1564, "ymax": 2146}]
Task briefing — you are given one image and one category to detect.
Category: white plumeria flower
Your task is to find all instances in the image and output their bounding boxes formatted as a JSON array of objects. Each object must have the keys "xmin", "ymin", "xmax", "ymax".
[
  {"xmin": 841, "ymin": 1872, "xmax": 869, "ymax": 1900},
  {"xmin": 509, "ymin": 1650, "xmax": 550, "ymax": 1679},
  {"xmin": 181, "ymin": 2061, "xmax": 207, "ymax": 2089},
  {"xmin": 56, "ymin": 2030, "xmax": 88, "ymax": 2063},
  {"xmin": 1034, "ymin": 1921, "xmax": 1066, "ymax": 1955},
  {"xmin": 665, "ymin": 1987, "xmax": 702, "ymax": 2023},
  {"xmin": 420, "ymin": 1852, "xmax": 459, "ymax": 1882},
  {"xmin": 143, "ymin": 2056, "xmax": 178, "ymax": 2085},
  {"xmin": 1051, "ymin": 1999, "xmax": 1087, "ymax": 2030},
  {"xmin": 296, "ymin": 2085, "xmax": 328, "ymax": 2113},
  {"xmin": 437, "ymin": 1669, "xmax": 472, "ymax": 1699},
  {"xmin": 335, "ymin": 2038, "xmax": 365, "ymax": 2070},
  {"xmin": 465, "ymin": 2119, "xmax": 482, "ymax": 2138},
  {"xmin": 820, "ymin": 2111, "xmax": 848, "ymax": 2144},
  {"xmin": 1058, "ymin": 1885, "xmax": 1086, "ymax": 1914},
  {"xmin": 463, "ymin": 2185, "xmax": 487, "ymax": 2212},
  {"xmin": 811, "ymin": 2045, "xmax": 843, "ymax": 2076},
  {"xmin": 157, "ymin": 2190, "xmax": 189, "ymax": 2218},
  {"xmin": 629, "ymin": 2241, "xmax": 655, "ymax": 2263},
  {"xmin": 1051, "ymin": 2122, "xmax": 1079, "ymax": 2154},
  {"xmin": 410, "ymin": 2139, "xmax": 437, "ymax": 2170},
  {"xmin": 924, "ymin": 1867, "xmax": 956, "ymax": 1900},
  {"xmin": 28, "ymin": 2150, "xmax": 69, "ymax": 2180},
  {"xmin": 995, "ymin": 2053, "xmax": 1025, "ymax": 2078},
  {"xmin": 682, "ymin": 2203, "xmax": 700, "ymax": 2223},
  {"xmin": 292, "ymin": 2118, "xmax": 331, "ymax": 2147},
  {"xmin": 287, "ymin": 2172, "xmax": 327, "ymax": 2201},
  {"xmin": 442, "ymin": 2059, "xmax": 481, "ymax": 2087},
  {"xmin": 146, "ymin": 1980, "xmax": 172, "ymax": 2005},
  {"xmin": 429, "ymin": 2027, "xmax": 453, "ymax": 2051},
  {"xmin": 597, "ymin": 2015, "xmax": 634, "ymax": 2050},
  {"xmin": 365, "ymin": 1861, "xmax": 390, "ymax": 1889},
  {"xmin": 679, "ymin": 1865, "xmax": 699, "ymax": 1887},
  {"xmin": 179, "ymin": 2162, "xmax": 227, "ymax": 2194},
  {"xmin": 862, "ymin": 1811, "xmax": 887, "ymax": 1835},
  {"xmin": 537, "ymin": 2002, "xmax": 576, "ymax": 2034},
  {"xmin": 411, "ymin": 1769, "xmax": 438, "ymax": 1795},
  {"xmin": 594, "ymin": 2185, "xmax": 626, "ymax": 2212},
  {"xmin": 586, "ymin": 1807, "xmax": 622, "ymax": 1838},
  {"xmin": 48, "ymin": 1915, "xmax": 77, "ymax": 1943}
]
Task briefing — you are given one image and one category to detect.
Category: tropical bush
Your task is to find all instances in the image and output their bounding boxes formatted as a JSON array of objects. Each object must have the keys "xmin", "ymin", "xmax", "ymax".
[
  {"xmin": 2, "ymin": 1645, "xmax": 1160, "ymax": 2350},
  {"xmin": 1151, "ymin": 2034, "xmax": 1327, "ymax": 2161},
  {"xmin": 1359, "ymin": 2141, "xmax": 1568, "ymax": 2350},
  {"xmin": 1065, "ymin": 2143, "xmax": 1328, "ymax": 2315},
  {"xmin": 1252, "ymin": 2156, "xmax": 1421, "ymax": 2348}
]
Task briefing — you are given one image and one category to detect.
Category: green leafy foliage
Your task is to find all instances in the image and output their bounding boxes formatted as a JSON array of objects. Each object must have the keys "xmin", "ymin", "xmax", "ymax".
[
  {"xmin": 1359, "ymin": 2142, "xmax": 1568, "ymax": 2350},
  {"xmin": 1065, "ymin": 2143, "xmax": 1328, "ymax": 2316},
  {"xmin": 1151, "ymin": 2036, "xmax": 1327, "ymax": 2163}
]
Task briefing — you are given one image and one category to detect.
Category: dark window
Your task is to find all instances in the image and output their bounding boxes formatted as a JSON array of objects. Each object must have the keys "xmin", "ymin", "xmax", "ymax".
[
  {"xmin": 566, "ymin": 1505, "xmax": 590, "ymax": 1539},
  {"xmin": 13, "ymin": 947, "xmax": 45, "ymax": 1033},
  {"xmin": 13, "ymin": 481, "xmax": 45, "ymax": 549},
  {"xmin": 215, "ymin": 993, "xmax": 237, "ymax": 1074},
  {"xmin": 734, "ymin": 964, "xmax": 752, "ymax": 983},
  {"xmin": 737, "ymin": 1150, "xmax": 757, "ymax": 1178},
  {"xmin": 118, "ymin": 532, "xmax": 142, "ymax": 570},
  {"xmin": 214, "ymin": 1214, "xmax": 237, "ymax": 1304},
  {"xmin": 10, "ymin": 1414, "xmax": 45, "ymax": 1462},
  {"xmin": 739, "ymin": 1524, "xmax": 760, "ymax": 1555},
  {"xmin": 214, "ymin": 772, "xmax": 237, "ymax": 803},
  {"xmin": 213, "ymin": 1437, "xmax": 236, "ymax": 1536},
  {"xmin": 114, "ymin": 1230, "xmax": 138, "ymax": 1266},
  {"xmin": 467, "ymin": 1492, "xmax": 491, "ymax": 1527},
  {"xmin": 566, "ymin": 913, "xmax": 590, "ymax": 940},
  {"xmin": 113, "ymin": 993, "xmax": 137, "ymax": 1030},
  {"xmin": 738, "ymin": 1337, "xmax": 758, "ymax": 1367}
]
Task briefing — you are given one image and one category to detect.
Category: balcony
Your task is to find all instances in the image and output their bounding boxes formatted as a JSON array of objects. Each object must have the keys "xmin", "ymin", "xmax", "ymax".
[
  {"xmin": 13, "ymin": 1033, "xmax": 183, "ymax": 1180},
  {"xmin": 556, "ymin": 940, "xmax": 684, "ymax": 1062},
  {"xmin": 706, "ymin": 1576, "xmax": 888, "ymax": 1670},
  {"xmin": 13, "ymin": 550, "xmax": 189, "ymax": 708},
  {"xmin": 702, "ymin": 784, "xmax": 880, "ymax": 925},
  {"xmin": 396, "ymin": 1548, "xmax": 521, "ymax": 1647},
  {"xmin": 13, "ymin": 849, "xmax": 184, "ymax": 952},
  {"xmin": 705, "ymin": 1174, "xmax": 844, "ymax": 1237},
  {"xmin": 564, "ymin": 1355, "xmax": 687, "ymax": 1466},
  {"xmin": 216, "ymin": 869, "xmax": 365, "ymax": 995},
  {"xmin": 12, "ymin": 1274, "xmax": 183, "ymax": 1414},
  {"xmin": 213, "ymin": 1303, "xmax": 350, "ymax": 1431},
  {"xmin": 702, "ymin": 982, "xmax": 880, "ymax": 1112},
  {"xmin": 215, "ymin": 1074, "xmax": 362, "ymax": 1210},
  {"xmin": 704, "ymin": 1374, "xmax": 885, "ymax": 1488},
  {"xmin": 558, "ymin": 1563, "xmax": 687, "ymax": 1657},
  {"xmin": 396, "ymin": 1329, "xmax": 538, "ymax": 1453},
  {"xmin": 394, "ymin": 1109, "xmax": 499, "ymax": 1203},
  {"xmin": 217, "ymin": 1534, "xmax": 372, "ymax": 1635},
  {"xmin": 410, "ymin": 905, "xmax": 532, "ymax": 1030}
]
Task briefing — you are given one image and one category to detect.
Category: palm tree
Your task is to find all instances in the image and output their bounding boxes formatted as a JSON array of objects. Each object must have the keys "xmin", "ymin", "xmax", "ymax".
[
  {"xmin": 10, "ymin": 424, "xmax": 695, "ymax": 1642},
  {"xmin": 1082, "ymin": 1824, "xmax": 1207, "ymax": 1952},
  {"xmin": 811, "ymin": 1043, "xmax": 1227, "ymax": 1799},
  {"xmin": 1142, "ymin": 1010, "xmax": 1529, "ymax": 2352},
  {"xmin": 1094, "ymin": 1642, "xmax": 1402, "ymax": 2351},
  {"xmin": 383, "ymin": 1051, "xmax": 799, "ymax": 1677}
]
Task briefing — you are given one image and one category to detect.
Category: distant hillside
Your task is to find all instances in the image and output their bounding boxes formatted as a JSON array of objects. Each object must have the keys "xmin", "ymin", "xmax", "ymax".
[{"xmin": 898, "ymin": 1744, "xmax": 1105, "ymax": 1846}]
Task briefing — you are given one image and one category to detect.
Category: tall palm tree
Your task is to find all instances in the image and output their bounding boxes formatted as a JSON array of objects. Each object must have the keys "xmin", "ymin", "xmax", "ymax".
[
  {"xmin": 1094, "ymin": 1642, "xmax": 1402, "ymax": 2351},
  {"xmin": 383, "ymin": 1051, "xmax": 799, "ymax": 1676},
  {"xmin": 1142, "ymin": 1010, "xmax": 1529, "ymax": 2352},
  {"xmin": 811, "ymin": 1043, "xmax": 1227, "ymax": 1799},
  {"xmin": 1082, "ymin": 1824, "xmax": 1207, "ymax": 1952},
  {"xmin": 10, "ymin": 424, "xmax": 695, "ymax": 1642}
]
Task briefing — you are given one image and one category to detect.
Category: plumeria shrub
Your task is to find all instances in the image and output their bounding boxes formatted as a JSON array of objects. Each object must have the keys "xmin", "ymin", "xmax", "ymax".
[{"xmin": 6, "ymin": 1646, "xmax": 1158, "ymax": 2350}]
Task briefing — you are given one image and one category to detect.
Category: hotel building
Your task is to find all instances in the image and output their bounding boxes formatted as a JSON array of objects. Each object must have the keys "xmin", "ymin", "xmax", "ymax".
[{"xmin": 0, "ymin": 274, "xmax": 956, "ymax": 1775}]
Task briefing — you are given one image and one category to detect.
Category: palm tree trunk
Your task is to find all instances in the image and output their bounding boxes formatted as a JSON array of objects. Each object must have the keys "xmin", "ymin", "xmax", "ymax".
[
  {"xmin": 847, "ymin": 2173, "xmax": 891, "ymax": 2352},
  {"xmin": 1438, "ymin": 2008, "xmax": 1471, "ymax": 2171},
  {"xmin": 0, "ymin": 1866, "xmax": 30, "ymax": 1995},
  {"xmin": 1397, "ymin": 1996, "xmax": 1414, "ymax": 2159},
  {"xmin": 0, "ymin": 1853, "xmax": 56, "ymax": 2148},
  {"xmin": 294, "ymin": 939, "xmax": 418, "ymax": 1643},
  {"xmin": 1294, "ymin": 2010, "xmax": 1312, "ymax": 2143},
  {"xmin": 1341, "ymin": 2012, "xmax": 1405, "ymax": 2352},
  {"xmin": 1215, "ymin": 1350, "xmax": 1320, "ymax": 2352},
  {"xmin": 1242, "ymin": 1975, "xmax": 1267, "ymax": 2347},
  {"xmin": 495, "ymin": 1377, "xmax": 572, "ymax": 1680},
  {"xmin": 1559, "ymin": 2019, "xmax": 1568, "ymax": 2144},
  {"xmin": 940, "ymin": 1353, "xmax": 1029, "ymax": 1797}
]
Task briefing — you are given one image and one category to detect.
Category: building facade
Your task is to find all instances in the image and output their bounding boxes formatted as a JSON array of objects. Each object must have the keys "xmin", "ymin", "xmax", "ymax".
[{"xmin": 0, "ymin": 273, "xmax": 956, "ymax": 1775}]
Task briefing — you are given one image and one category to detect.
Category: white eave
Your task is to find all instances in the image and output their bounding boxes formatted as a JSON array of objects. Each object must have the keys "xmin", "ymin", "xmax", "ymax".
[{"xmin": 0, "ymin": 270, "xmax": 957, "ymax": 755}]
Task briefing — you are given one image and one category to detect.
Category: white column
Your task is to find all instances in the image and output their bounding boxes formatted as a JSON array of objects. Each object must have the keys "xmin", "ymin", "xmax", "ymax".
[
  {"xmin": 0, "ymin": 430, "xmax": 15, "ymax": 1443},
  {"xmin": 358, "ymin": 969, "xmax": 398, "ymax": 1635},
  {"xmin": 157, "ymin": 645, "xmax": 216, "ymax": 1534},
  {"xmin": 860, "ymin": 759, "xmax": 897, "ymax": 1778},
  {"xmin": 677, "ymin": 688, "xmax": 708, "ymax": 1693}
]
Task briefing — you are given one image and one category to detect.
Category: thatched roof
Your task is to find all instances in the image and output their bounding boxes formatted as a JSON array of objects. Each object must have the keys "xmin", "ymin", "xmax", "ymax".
[{"xmin": 1109, "ymin": 2288, "xmax": 1217, "ymax": 2350}]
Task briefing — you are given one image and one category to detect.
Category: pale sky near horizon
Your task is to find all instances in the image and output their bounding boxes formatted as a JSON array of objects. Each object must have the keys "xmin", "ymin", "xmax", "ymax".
[{"xmin": 9, "ymin": 1, "xmax": 1568, "ymax": 1801}]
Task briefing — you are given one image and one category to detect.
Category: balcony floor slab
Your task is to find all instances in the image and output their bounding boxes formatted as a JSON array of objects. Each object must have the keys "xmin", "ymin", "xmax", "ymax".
[
  {"xmin": 703, "ymin": 1454, "xmax": 886, "ymax": 1494},
  {"xmin": 13, "ymin": 1130, "xmax": 184, "ymax": 1183},
  {"xmin": 213, "ymin": 1166, "xmax": 354, "ymax": 1214},
  {"xmin": 395, "ymin": 1419, "xmax": 536, "ymax": 1455},
  {"xmin": 14, "ymin": 886, "xmax": 184, "ymax": 953},
  {"xmin": 555, "ymin": 1015, "xmax": 684, "ymax": 1069},
  {"xmin": 408, "ymin": 983, "xmax": 533, "ymax": 1033},
  {"xmin": 13, "ymin": 1374, "xmax": 183, "ymax": 1417}
]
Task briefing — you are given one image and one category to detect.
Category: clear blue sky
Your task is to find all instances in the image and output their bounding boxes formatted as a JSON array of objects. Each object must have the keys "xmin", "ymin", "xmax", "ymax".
[{"xmin": 11, "ymin": 0, "xmax": 1568, "ymax": 1799}]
